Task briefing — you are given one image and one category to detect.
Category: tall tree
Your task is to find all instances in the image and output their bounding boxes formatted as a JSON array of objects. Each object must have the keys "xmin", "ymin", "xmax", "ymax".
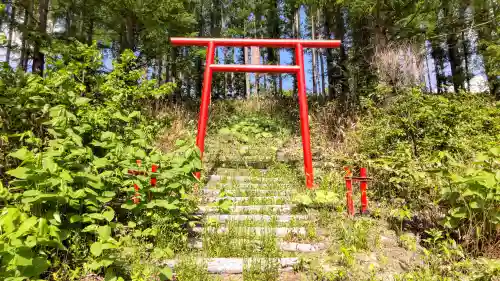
[{"xmin": 32, "ymin": 0, "xmax": 49, "ymax": 75}]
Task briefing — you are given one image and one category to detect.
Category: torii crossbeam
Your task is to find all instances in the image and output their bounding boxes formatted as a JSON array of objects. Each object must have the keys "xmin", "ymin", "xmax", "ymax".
[{"xmin": 171, "ymin": 37, "xmax": 341, "ymax": 189}]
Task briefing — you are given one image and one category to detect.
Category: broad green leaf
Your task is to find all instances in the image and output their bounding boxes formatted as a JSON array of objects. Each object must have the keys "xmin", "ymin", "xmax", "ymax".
[
  {"xmin": 12, "ymin": 254, "xmax": 33, "ymax": 266},
  {"xmin": 94, "ymin": 157, "xmax": 110, "ymax": 168},
  {"xmin": 98, "ymin": 225, "xmax": 112, "ymax": 240},
  {"xmin": 42, "ymin": 157, "xmax": 58, "ymax": 173},
  {"xmin": 135, "ymin": 149, "xmax": 147, "ymax": 159},
  {"xmin": 38, "ymin": 218, "xmax": 49, "ymax": 236},
  {"xmin": 103, "ymin": 208, "xmax": 115, "ymax": 222},
  {"xmin": 86, "ymin": 213, "xmax": 106, "ymax": 221},
  {"xmin": 159, "ymin": 267, "xmax": 173, "ymax": 281},
  {"xmin": 450, "ymin": 207, "xmax": 467, "ymax": 219},
  {"xmin": 7, "ymin": 166, "xmax": 31, "ymax": 179},
  {"xmin": 60, "ymin": 170, "xmax": 73, "ymax": 182},
  {"xmin": 14, "ymin": 217, "xmax": 38, "ymax": 237},
  {"xmin": 24, "ymin": 257, "xmax": 50, "ymax": 277},
  {"xmin": 148, "ymin": 200, "xmax": 178, "ymax": 210},
  {"xmin": 469, "ymin": 200, "xmax": 482, "ymax": 209},
  {"xmin": 91, "ymin": 241, "xmax": 103, "ymax": 257},
  {"xmin": 23, "ymin": 190, "xmax": 41, "ymax": 197},
  {"xmin": 82, "ymin": 224, "xmax": 99, "ymax": 232},
  {"xmin": 75, "ymin": 97, "xmax": 91, "ymax": 106},
  {"xmin": 101, "ymin": 191, "xmax": 116, "ymax": 197},
  {"xmin": 8, "ymin": 147, "xmax": 33, "ymax": 161},
  {"xmin": 54, "ymin": 211, "xmax": 62, "ymax": 223},
  {"xmin": 101, "ymin": 131, "xmax": 116, "ymax": 141},
  {"xmin": 121, "ymin": 202, "xmax": 138, "ymax": 210},
  {"xmin": 70, "ymin": 215, "xmax": 82, "ymax": 223}
]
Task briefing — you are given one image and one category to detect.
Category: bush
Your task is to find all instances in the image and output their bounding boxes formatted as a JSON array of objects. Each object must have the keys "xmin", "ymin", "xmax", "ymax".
[
  {"xmin": 0, "ymin": 42, "xmax": 200, "ymax": 280},
  {"xmin": 355, "ymin": 89, "xmax": 499, "ymax": 204},
  {"xmin": 350, "ymin": 88, "xmax": 500, "ymax": 252}
]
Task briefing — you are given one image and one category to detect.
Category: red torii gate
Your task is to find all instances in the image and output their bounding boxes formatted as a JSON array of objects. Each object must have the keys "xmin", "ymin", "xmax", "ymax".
[{"xmin": 171, "ymin": 37, "xmax": 341, "ymax": 189}]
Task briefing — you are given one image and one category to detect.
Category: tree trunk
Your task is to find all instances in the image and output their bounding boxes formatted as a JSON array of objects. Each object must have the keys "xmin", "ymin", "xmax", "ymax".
[
  {"xmin": 292, "ymin": 6, "xmax": 300, "ymax": 95},
  {"xmin": 32, "ymin": 0, "xmax": 49, "ymax": 75},
  {"xmin": 311, "ymin": 9, "xmax": 318, "ymax": 95},
  {"xmin": 278, "ymin": 50, "xmax": 283, "ymax": 95},
  {"xmin": 157, "ymin": 56, "xmax": 163, "ymax": 86},
  {"xmin": 196, "ymin": 3, "xmax": 204, "ymax": 97},
  {"xmin": 6, "ymin": 4, "xmax": 17, "ymax": 64},
  {"xmin": 447, "ymin": 33, "xmax": 465, "ymax": 92},
  {"xmin": 462, "ymin": 31, "xmax": 470, "ymax": 92},
  {"xmin": 424, "ymin": 40, "xmax": 434, "ymax": 92},
  {"xmin": 335, "ymin": 6, "xmax": 348, "ymax": 100},
  {"xmin": 431, "ymin": 41, "xmax": 446, "ymax": 94},
  {"xmin": 125, "ymin": 14, "xmax": 136, "ymax": 51},
  {"xmin": 266, "ymin": 0, "xmax": 280, "ymax": 95},
  {"xmin": 317, "ymin": 9, "xmax": 325, "ymax": 97},
  {"xmin": 443, "ymin": 3, "xmax": 465, "ymax": 93},
  {"xmin": 244, "ymin": 46, "xmax": 250, "ymax": 99},
  {"xmin": 87, "ymin": 20, "xmax": 94, "ymax": 45},
  {"xmin": 324, "ymin": 6, "xmax": 335, "ymax": 99},
  {"xmin": 20, "ymin": 0, "xmax": 33, "ymax": 71}
]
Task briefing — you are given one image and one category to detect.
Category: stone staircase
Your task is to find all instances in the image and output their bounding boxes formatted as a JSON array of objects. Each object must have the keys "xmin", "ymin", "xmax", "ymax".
[{"xmin": 164, "ymin": 167, "xmax": 328, "ymax": 278}]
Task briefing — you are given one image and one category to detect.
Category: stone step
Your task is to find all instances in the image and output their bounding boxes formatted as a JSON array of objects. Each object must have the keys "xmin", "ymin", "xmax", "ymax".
[
  {"xmin": 191, "ymin": 226, "xmax": 307, "ymax": 237},
  {"xmin": 208, "ymin": 175, "xmax": 282, "ymax": 183},
  {"xmin": 201, "ymin": 189, "xmax": 291, "ymax": 196},
  {"xmin": 189, "ymin": 239, "xmax": 326, "ymax": 253},
  {"xmin": 205, "ymin": 214, "xmax": 310, "ymax": 223},
  {"xmin": 214, "ymin": 168, "xmax": 269, "ymax": 177},
  {"xmin": 197, "ymin": 204, "xmax": 295, "ymax": 214},
  {"xmin": 205, "ymin": 182, "xmax": 293, "ymax": 189},
  {"xmin": 203, "ymin": 196, "xmax": 285, "ymax": 204},
  {"xmin": 161, "ymin": 258, "xmax": 298, "ymax": 274}
]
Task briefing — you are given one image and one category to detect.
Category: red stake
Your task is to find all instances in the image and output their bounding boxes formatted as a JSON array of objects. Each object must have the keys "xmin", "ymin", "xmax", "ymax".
[
  {"xmin": 151, "ymin": 164, "xmax": 158, "ymax": 186},
  {"xmin": 344, "ymin": 167, "xmax": 355, "ymax": 217},
  {"xmin": 360, "ymin": 167, "xmax": 368, "ymax": 214},
  {"xmin": 150, "ymin": 164, "xmax": 158, "ymax": 201}
]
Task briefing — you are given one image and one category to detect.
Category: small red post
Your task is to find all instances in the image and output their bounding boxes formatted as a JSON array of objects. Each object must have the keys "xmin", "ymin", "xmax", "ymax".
[
  {"xmin": 344, "ymin": 167, "xmax": 354, "ymax": 217},
  {"xmin": 133, "ymin": 183, "xmax": 140, "ymax": 204},
  {"xmin": 360, "ymin": 167, "xmax": 368, "ymax": 214},
  {"xmin": 150, "ymin": 164, "xmax": 158, "ymax": 201},
  {"xmin": 151, "ymin": 164, "xmax": 158, "ymax": 186}
]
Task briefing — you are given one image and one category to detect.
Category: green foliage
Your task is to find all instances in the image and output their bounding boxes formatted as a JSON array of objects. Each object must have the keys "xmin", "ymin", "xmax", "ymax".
[
  {"xmin": 356, "ymin": 89, "xmax": 499, "ymax": 204},
  {"xmin": 440, "ymin": 148, "xmax": 500, "ymax": 250},
  {"xmin": 293, "ymin": 190, "xmax": 341, "ymax": 209},
  {"xmin": 0, "ymin": 43, "xmax": 200, "ymax": 280},
  {"xmin": 218, "ymin": 116, "xmax": 281, "ymax": 144}
]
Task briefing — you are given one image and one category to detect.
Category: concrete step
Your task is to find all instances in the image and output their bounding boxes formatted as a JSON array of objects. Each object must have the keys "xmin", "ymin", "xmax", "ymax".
[
  {"xmin": 208, "ymin": 175, "xmax": 282, "ymax": 183},
  {"xmin": 201, "ymin": 189, "xmax": 292, "ymax": 196},
  {"xmin": 191, "ymin": 226, "xmax": 307, "ymax": 237},
  {"xmin": 214, "ymin": 168, "xmax": 269, "ymax": 177},
  {"xmin": 205, "ymin": 214, "xmax": 310, "ymax": 223},
  {"xmin": 189, "ymin": 239, "xmax": 326, "ymax": 253},
  {"xmin": 205, "ymin": 182, "xmax": 293, "ymax": 189},
  {"xmin": 197, "ymin": 204, "xmax": 295, "ymax": 214},
  {"xmin": 203, "ymin": 196, "xmax": 286, "ymax": 204},
  {"xmin": 161, "ymin": 258, "xmax": 298, "ymax": 274}
]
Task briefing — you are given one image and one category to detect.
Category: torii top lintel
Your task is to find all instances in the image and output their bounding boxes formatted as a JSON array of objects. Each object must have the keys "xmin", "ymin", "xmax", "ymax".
[{"xmin": 170, "ymin": 37, "xmax": 341, "ymax": 48}]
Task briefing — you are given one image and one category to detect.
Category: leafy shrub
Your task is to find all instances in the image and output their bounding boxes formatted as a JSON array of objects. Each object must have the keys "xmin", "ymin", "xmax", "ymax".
[
  {"xmin": 440, "ymin": 148, "xmax": 500, "ymax": 252},
  {"xmin": 218, "ymin": 116, "xmax": 283, "ymax": 144},
  {"xmin": 0, "ymin": 42, "xmax": 200, "ymax": 280},
  {"xmin": 355, "ymin": 89, "xmax": 499, "ymax": 205},
  {"xmin": 349, "ymin": 88, "xmax": 500, "ymax": 252}
]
